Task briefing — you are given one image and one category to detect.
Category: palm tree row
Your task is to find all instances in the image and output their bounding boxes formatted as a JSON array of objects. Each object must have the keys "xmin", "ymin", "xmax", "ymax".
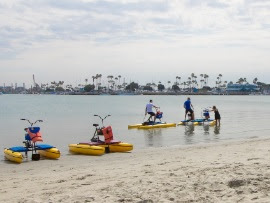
[{"xmin": 37, "ymin": 73, "xmax": 260, "ymax": 92}]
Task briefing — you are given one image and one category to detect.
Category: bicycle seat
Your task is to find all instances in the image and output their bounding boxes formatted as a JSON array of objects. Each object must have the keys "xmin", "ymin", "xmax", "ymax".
[{"xmin": 93, "ymin": 124, "xmax": 99, "ymax": 127}]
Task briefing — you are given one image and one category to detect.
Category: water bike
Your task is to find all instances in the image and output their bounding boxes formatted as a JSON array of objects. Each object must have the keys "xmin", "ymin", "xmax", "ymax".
[
  {"xmin": 69, "ymin": 115, "xmax": 133, "ymax": 155},
  {"xmin": 4, "ymin": 119, "xmax": 60, "ymax": 164},
  {"xmin": 129, "ymin": 108, "xmax": 176, "ymax": 129},
  {"xmin": 178, "ymin": 108, "xmax": 216, "ymax": 126}
]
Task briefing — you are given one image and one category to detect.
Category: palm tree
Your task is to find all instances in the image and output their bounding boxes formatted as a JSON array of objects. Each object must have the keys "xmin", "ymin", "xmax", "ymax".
[
  {"xmin": 200, "ymin": 74, "xmax": 203, "ymax": 79},
  {"xmin": 204, "ymin": 74, "xmax": 209, "ymax": 86},
  {"xmin": 92, "ymin": 76, "xmax": 96, "ymax": 85},
  {"xmin": 175, "ymin": 76, "xmax": 181, "ymax": 88},
  {"xmin": 115, "ymin": 77, "xmax": 118, "ymax": 90},
  {"xmin": 190, "ymin": 73, "xmax": 198, "ymax": 88},
  {"xmin": 97, "ymin": 74, "xmax": 102, "ymax": 90},
  {"xmin": 187, "ymin": 77, "xmax": 192, "ymax": 91},
  {"xmin": 223, "ymin": 81, "xmax": 228, "ymax": 88},
  {"xmin": 253, "ymin": 78, "xmax": 258, "ymax": 84},
  {"xmin": 218, "ymin": 74, "xmax": 222, "ymax": 88},
  {"xmin": 236, "ymin": 78, "xmax": 244, "ymax": 84},
  {"xmin": 183, "ymin": 82, "xmax": 187, "ymax": 89},
  {"xmin": 199, "ymin": 74, "xmax": 204, "ymax": 88},
  {"xmin": 95, "ymin": 74, "xmax": 99, "ymax": 89},
  {"xmin": 200, "ymin": 79, "xmax": 204, "ymax": 88},
  {"xmin": 107, "ymin": 75, "xmax": 113, "ymax": 91},
  {"xmin": 216, "ymin": 77, "xmax": 220, "ymax": 88},
  {"xmin": 194, "ymin": 76, "xmax": 197, "ymax": 88}
]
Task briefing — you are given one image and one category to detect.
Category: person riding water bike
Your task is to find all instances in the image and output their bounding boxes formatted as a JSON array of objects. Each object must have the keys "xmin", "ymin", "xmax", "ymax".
[
  {"xmin": 145, "ymin": 99, "xmax": 159, "ymax": 123},
  {"xmin": 184, "ymin": 97, "xmax": 195, "ymax": 120}
]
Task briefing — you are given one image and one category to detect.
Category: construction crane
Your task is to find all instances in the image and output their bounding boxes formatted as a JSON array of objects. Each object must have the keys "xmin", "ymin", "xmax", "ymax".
[{"xmin": 32, "ymin": 74, "xmax": 40, "ymax": 93}]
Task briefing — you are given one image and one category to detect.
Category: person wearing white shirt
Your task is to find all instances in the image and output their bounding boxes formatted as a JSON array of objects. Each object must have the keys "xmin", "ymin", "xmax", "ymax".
[{"xmin": 145, "ymin": 99, "xmax": 158, "ymax": 122}]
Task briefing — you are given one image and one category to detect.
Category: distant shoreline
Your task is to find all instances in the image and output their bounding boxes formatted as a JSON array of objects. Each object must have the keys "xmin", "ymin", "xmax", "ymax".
[{"xmin": 1, "ymin": 92, "xmax": 266, "ymax": 96}]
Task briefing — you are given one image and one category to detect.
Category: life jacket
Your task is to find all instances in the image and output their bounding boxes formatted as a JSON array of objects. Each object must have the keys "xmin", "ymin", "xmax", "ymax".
[
  {"xmin": 156, "ymin": 111, "xmax": 163, "ymax": 119},
  {"xmin": 102, "ymin": 126, "xmax": 114, "ymax": 144},
  {"xmin": 203, "ymin": 110, "xmax": 210, "ymax": 118},
  {"xmin": 27, "ymin": 127, "xmax": 43, "ymax": 143}
]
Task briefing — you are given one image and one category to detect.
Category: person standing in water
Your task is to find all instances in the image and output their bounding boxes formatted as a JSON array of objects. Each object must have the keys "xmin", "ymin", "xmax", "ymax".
[
  {"xmin": 212, "ymin": 106, "xmax": 221, "ymax": 126},
  {"xmin": 184, "ymin": 97, "xmax": 194, "ymax": 120},
  {"xmin": 145, "ymin": 99, "xmax": 158, "ymax": 122}
]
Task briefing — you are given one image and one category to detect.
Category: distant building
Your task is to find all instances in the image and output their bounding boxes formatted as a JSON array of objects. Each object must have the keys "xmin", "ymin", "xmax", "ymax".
[
  {"xmin": 15, "ymin": 86, "xmax": 26, "ymax": 93},
  {"xmin": 227, "ymin": 83, "xmax": 259, "ymax": 92},
  {"xmin": 0, "ymin": 86, "xmax": 12, "ymax": 93}
]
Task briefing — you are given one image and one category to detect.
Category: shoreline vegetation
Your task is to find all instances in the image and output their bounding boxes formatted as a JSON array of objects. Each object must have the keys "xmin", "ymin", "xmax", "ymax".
[
  {"xmin": 0, "ymin": 91, "xmax": 264, "ymax": 95},
  {"xmin": 1, "ymin": 138, "xmax": 270, "ymax": 202},
  {"xmin": 1, "ymin": 74, "xmax": 270, "ymax": 95},
  {"xmin": 65, "ymin": 91, "xmax": 259, "ymax": 95}
]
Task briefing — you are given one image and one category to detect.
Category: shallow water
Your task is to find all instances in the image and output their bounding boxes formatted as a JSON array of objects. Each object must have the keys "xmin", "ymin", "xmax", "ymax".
[{"xmin": 1, "ymin": 94, "xmax": 270, "ymax": 161}]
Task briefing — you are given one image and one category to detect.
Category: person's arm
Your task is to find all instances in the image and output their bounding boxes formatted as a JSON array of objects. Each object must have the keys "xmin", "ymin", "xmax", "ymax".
[
  {"xmin": 191, "ymin": 103, "xmax": 194, "ymax": 109},
  {"xmin": 145, "ymin": 106, "xmax": 147, "ymax": 115}
]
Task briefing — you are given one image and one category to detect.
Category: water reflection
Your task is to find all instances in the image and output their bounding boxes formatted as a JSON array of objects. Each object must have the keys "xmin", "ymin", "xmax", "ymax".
[
  {"xmin": 214, "ymin": 126, "xmax": 221, "ymax": 135},
  {"xmin": 143, "ymin": 129, "xmax": 163, "ymax": 147},
  {"xmin": 184, "ymin": 125, "xmax": 195, "ymax": 144},
  {"xmin": 203, "ymin": 124, "xmax": 210, "ymax": 135},
  {"xmin": 184, "ymin": 125, "xmax": 195, "ymax": 136}
]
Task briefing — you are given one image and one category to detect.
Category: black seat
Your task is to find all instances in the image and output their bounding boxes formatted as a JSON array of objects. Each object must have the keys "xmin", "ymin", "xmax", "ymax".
[{"xmin": 93, "ymin": 124, "xmax": 99, "ymax": 127}]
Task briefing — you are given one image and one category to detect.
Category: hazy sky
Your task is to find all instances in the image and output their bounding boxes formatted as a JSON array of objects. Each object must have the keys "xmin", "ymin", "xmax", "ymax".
[{"xmin": 1, "ymin": 0, "xmax": 270, "ymax": 87}]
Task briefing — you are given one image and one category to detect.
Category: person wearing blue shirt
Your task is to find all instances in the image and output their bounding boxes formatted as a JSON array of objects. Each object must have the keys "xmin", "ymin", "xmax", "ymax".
[{"xmin": 184, "ymin": 97, "xmax": 194, "ymax": 120}]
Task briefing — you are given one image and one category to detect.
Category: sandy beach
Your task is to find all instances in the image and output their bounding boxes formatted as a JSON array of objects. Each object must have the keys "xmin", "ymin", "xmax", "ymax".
[{"xmin": 1, "ymin": 138, "xmax": 270, "ymax": 203}]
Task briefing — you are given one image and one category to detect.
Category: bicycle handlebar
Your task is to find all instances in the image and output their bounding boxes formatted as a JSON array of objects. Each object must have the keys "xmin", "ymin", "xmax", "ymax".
[
  {"xmin": 21, "ymin": 119, "xmax": 43, "ymax": 127},
  {"xmin": 93, "ymin": 114, "xmax": 111, "ymax": 126}
]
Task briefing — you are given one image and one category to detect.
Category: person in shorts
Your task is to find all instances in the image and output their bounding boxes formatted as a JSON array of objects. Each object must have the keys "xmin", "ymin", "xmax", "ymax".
[
  {"xmin": 184, "ymin": 97, "xmax": 194, "ymax": 120},
  {"xmin": 145, "ymin": 99, "xmax": 158, "ymax": 122}
]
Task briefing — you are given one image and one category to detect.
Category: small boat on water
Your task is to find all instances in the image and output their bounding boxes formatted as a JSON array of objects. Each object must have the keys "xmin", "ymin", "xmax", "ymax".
[
  {"xmin": 178, "ymin": 108, "xmax": 216, "ymax": 126},
  {"xmin": 4, "ymin": 119, "xmax": 60, "ymax": 163},
  {"xmin": 129, "ymin": 109, "xmax": 176, "ymax": 129},
  {"xmin": 69, "ymin": 115, "xmax": 133, "ymax": 155},
  {"xmin": 128, "ymin": 121, "xmax": 176, "ymax": 129}
]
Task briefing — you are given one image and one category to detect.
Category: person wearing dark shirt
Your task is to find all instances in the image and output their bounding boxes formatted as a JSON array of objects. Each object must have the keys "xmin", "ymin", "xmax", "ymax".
[
  {"xmin": 184, "ymin": 97, "xmax": 194, "ymax": 120},
  {"xmin": 212, "ymin": 106, "xmax": 221, "ymax": 126}
]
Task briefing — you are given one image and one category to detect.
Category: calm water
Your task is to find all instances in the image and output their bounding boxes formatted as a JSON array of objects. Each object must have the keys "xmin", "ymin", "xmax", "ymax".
[{"xmin": 1, "ymin": 94, "xmax": 270, "ymax": 160}]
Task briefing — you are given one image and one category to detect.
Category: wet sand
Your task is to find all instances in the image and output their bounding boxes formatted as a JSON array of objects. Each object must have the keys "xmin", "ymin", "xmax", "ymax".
[{"xmin": 1, "ymin": 138, "xmax": 270, "ymax": 203}]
